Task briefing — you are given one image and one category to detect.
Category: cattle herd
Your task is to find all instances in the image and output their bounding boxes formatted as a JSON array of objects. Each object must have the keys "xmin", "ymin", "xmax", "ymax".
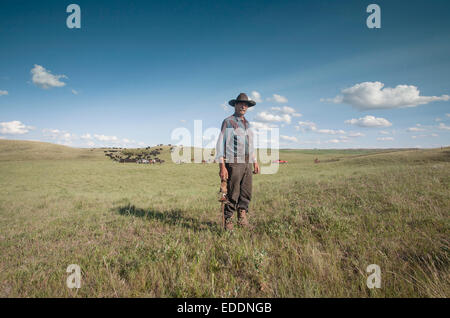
[
  {"xmin": 103, "ymin": 145, "xmax": 248, "ymax": 165},
  {"xmin": 103, "ymin": 147, "xmax": 167, "ymax": 164}
]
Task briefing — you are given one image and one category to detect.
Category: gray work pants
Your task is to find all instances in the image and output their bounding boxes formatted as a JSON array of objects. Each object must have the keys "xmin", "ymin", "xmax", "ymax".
[{"xmin": 224, "ymin": 162, "xmax": 253, "ymax": 219}]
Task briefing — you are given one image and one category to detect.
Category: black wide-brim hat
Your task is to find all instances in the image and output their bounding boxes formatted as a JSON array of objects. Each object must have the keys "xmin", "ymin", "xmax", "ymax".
[{"xmin": 228, "ymin": 93, "xmax": 256, "ymax": 107}]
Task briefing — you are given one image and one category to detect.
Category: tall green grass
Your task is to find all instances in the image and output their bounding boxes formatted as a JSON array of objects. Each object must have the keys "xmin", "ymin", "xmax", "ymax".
[{"xmin": 0, "ymin": 140, "xmax": 448, "ymax": 297}]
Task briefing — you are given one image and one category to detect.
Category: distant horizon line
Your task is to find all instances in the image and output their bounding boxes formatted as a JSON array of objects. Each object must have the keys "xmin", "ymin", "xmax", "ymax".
[{"xmin": 1, "ymin": 138, "xmax": 448, "ymax": 151}]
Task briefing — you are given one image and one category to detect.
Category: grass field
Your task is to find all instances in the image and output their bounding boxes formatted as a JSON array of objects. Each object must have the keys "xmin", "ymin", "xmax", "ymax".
[{"xmin": 0, "ymin": 139, "xmax": 448, "ymax": 297}]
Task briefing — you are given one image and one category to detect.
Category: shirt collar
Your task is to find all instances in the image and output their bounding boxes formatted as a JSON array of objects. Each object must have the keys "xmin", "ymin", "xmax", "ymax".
[{"xmin": 233, "ymin": 113, "xmax": 246, "ymax": 121}]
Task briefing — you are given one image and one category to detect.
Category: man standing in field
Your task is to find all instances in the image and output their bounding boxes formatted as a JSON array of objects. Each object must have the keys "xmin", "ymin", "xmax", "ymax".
[{"xmin": 216, "ymin": 93, "xmax": 260, "ymax": 231}]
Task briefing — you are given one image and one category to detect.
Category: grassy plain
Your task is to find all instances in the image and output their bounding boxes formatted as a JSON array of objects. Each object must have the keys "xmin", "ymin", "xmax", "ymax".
[{"xmin": 0, "ymin": 139, "xmax": 448, "ymax": 297}]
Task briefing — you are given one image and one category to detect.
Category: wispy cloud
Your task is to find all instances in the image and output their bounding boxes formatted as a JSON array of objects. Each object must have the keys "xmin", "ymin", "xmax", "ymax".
[
  {"xmin": 250, "ymin": 91, "xmax": 262, "ymax": 103},
  {"xmin": 280, "ymin": 135, "xmax": 298, "ymax": 142},
  {"xmin": 407, "ymin": 124, "xmax": 426, "ymax": 132},
  {"xmin": 295, "ymin": 121, "xmax": 317, "ymax": 132},
  {"xmin": 249, "ymin": 121, "xmax": 278, "ymax": 131},
  {"xmin": 42, "ymin": 128, "xmax": 146, "ymax": 148},
  {"xmin": 317, "ymin": 128, "xmax": 346, "ymax": 135},
  {"xmin": 412, "ymin": 134, "xmax": 439, "ymax": 139},
  {"xmin": 271, "ymin": 106, "xmax": 302, "ymax": 117},
  {"xmin": 221, "ymin": 102, "xmax": 230, "ymax": 111},
  {"xmin": 326, "ymin": 138, "xmax": 349, "ymax": 144},
  {"xmin": 93, "ymin": 134, "xmax": 119, "ymax": 142},
  {"xmin": 0, "ymin": 90, "xmax": 8, "ymax": 96},
  {"xmin": 347, "ymin": 132, "xmax": 365, "ymax": 137},
  {"xmin": 42, "ymin": 128, "xmax": 77, "ymax": 144},
  {"xmin": 267, "ymin": 94, "xmax": 288, "ymax": 103},
  {"xmin": 322, "ymin": 81, "xmax": 449, "ymax": 110},
  {"xmin": 377, "ymin": 137, "xmax": 394, "ymax": 141}
]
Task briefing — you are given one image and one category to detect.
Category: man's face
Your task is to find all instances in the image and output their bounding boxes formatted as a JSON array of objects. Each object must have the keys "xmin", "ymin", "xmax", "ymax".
[{"xmin": 235, "ymin": 102, "xmax": 249, "ymax": 116}]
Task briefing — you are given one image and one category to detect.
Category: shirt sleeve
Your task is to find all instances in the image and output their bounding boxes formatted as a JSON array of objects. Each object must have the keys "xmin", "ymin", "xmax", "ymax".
[
  {"xmin": 215, "ymin": 119, "xmax": 227, "ymax": 161},
  {"xmin": 247, "ymin": 122, "xmax": 257, "ymax": 162}
]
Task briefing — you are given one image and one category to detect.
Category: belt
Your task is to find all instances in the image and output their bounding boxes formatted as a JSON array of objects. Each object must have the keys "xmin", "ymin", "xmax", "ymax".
[{"xmin": 226, "ymin": 155, "xmax": 250, "ymax": 163}]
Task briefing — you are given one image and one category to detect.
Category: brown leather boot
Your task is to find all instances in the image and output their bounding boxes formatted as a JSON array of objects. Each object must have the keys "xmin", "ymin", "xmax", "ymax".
[
  {"xmin": 237, "ymin": 209, "xmax": 249, "ymax": 228},
  {"xmin": 224, "ymin": 217, "xmax": 234, "ymax": 231}
]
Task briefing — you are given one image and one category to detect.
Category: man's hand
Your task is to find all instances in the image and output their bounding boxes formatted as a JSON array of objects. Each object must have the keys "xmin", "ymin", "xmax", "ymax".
[
  {"xmin": 219, "ymin": 164, "xmax": 228, "ymax": 180},
  {"xmin": 253, "ymin": 162, "xmax": 260, "ymax": 174}
]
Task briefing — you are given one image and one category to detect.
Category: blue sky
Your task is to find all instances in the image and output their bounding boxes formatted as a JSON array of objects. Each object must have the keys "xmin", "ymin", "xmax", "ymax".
[{"xmin": 0, "ymin": 0, "xmax": 449, "ymax": 148}]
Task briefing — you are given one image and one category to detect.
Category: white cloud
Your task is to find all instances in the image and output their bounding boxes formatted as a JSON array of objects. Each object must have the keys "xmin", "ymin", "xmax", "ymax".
[
  {"xmin": 407, "ymin": 126, "xmax": 426, "ymax": 132},
  {"xmin": 1, "ymin": 121, "xmax": 34, "ymax": 134},
  {"xmin": 61, "ymin": 132, "xmax": 74, "ymax": 141},
  {"xmin": 42, "ymin": 128, "xmax": 146, "ymax": 148},
  {"xmin": 271, "ymin": 106, "xmax": 294, "ymax": 114},
  {"xmin": 345, "ymin": 115, "xmax": 392, "ymax": 128},
  {"xmin": 446, "ymin": 113, "xmax": 450, "ymax": 118},
  {"xmin": 271, "ymin": 106, "xmax": 302, "ymax": 117},
  {"xmin": 327, "ymin": 139, "xmax": 342, "ymax": 144},
  {"xmin": 295, "ymin": 121, "xmax": 317, "ymax": 132},
  {"xmin": 42, "ymin": 128, "xmax": 77, "ymax": 142},
  {"xmin": 56, "ymin": 140, "xmax": 72, "ymax": 146},
  {"xmin": 412, "ymin": 134, "xmax": 439, "ymax": 139},
  {"xmin": 267, "ymin": 94, "xmax": 288, "ymax": 103},
  {"xmin": 296, "ymin": 120, "xmax": 352, "ymax": 138},
  {"xmin": 0, "ymin": 90, "xmax": 8, "ymax": 96},
  {"xmin": 438, "ymin": 123, "xmax": 450, "ymax": 131},
  {"xmin": 379, "ymin": 130, "xmax": 390, "ymax": 135},
  {"xmin": 377, "ymin": 137, "xmax": 394, "ymax": 141},
  {"xmin": 81, "ymin": 133, "xmax": 93, "ymax": 140},
  {"xmin": 347, "ymin": 132, "xmax": 365, "ymax": 137},
  {"xmin": 250, "ymin": 121, "xmax": 277, "ymax": 131},
  {"xmin": 255, "ymin": 111, "xmax": 291, "ymax": 124},
  {"xmin": 71, "ymin": 89, "xmax": 78, "ymax": 95},
  {"xmin": 180, "ymin": 119, "xmax": 186, "ymax": 123},
  {"xmin": 435, "ymin": 117, "xmax": 442, "ymax": 122},
  {"xmin": 280, "ymin": 135, "xmax": 298, "ymax": 142},
  {"xmin": 81, "ymin": 132, "xmax": 145, "ymax": 148},
  {"xmin": 322, "ymin": 81, "xmax": 449, "ymax": 110},
  {"xmin": 42, "ymin": 128, "xmax": 61, "ymax": 137},
  {"xmin": 251, "ymin": 91, "xmax": 262, "ymax": 103},
  {"xmin": 317, "ymin": 129, "xmax": 346, "ymax": 135},
  {"xmin": 0, "ymin": 136, "xmax": 6, "ymax": 139},
  {"xmin": 94, "ymin": 134, "xmax": 119, "ymax": 142},
  {"xmin": 31, "ymin": 64, "xmax": 67, "ymax": 89}
]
